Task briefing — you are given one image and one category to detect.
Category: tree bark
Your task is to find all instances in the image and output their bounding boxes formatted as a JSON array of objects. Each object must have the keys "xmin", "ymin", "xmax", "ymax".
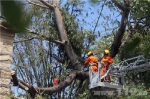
[
  {"xmin": 11, "ymin": 70, "xmax": 89, "ymax": 95},
  {"xmin": 110, "ymin": 1, "xmax": 129, "ymax": 58},
  {"xmin": 52, "ymin": 0, "xmax": 81, "ymax": 70}
]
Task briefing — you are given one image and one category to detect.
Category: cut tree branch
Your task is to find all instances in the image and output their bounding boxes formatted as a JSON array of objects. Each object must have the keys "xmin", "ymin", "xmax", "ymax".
[{"xmin": 11, "ymin": 70, "xmax": 89, "ymax": 95}]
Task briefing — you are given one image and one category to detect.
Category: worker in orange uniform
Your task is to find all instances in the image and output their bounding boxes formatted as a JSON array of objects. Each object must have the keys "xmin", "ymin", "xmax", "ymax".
[
  {"xmin": 100, "ymin": 50, "xmax": 113, "ymax": 83},
  {"xmin": 53, "ymin": 77, "xmax": 60, "ymax": 86},
  {"xmin": 84, "ymin": 51, "xmax": 98, "ymax": 73}
]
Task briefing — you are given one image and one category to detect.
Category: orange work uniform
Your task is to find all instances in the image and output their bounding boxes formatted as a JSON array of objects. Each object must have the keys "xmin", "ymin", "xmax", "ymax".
[
  {"xmin": 53, "ymin": 78, "xmax": 60, "ymax": 86},
  {"xmin": 100, "ymin": 55, "xmax": 113, "ymax": 82},
  {"xmin": 84, "ymin": 55, "xmax": 98, "ymax": 73}
]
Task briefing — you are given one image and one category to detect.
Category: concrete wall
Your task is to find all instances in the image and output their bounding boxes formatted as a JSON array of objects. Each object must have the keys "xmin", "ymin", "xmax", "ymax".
[{"xmin": 0, "ymin": 25, "xmax": 15, "ymax": 98}]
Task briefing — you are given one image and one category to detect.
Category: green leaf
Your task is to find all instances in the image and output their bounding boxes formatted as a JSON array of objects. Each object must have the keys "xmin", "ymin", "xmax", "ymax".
[
  {"xmin": 144, "ymin": 46, "xmax": 150, "ymax": 58},
  {"xmin": 90, "ymin": 0, "xmax": 98, "ymax": 3},
  {"xmin": 1, "ymin": 0, "xmax": 30, "ymax": 33},
  {"xmin": 125, "ymin": 37, "xmax": 141, "ymax": 51},
  {"xmin": 140, "ymin": 7, "xmax": 144, "ymax": 11}
]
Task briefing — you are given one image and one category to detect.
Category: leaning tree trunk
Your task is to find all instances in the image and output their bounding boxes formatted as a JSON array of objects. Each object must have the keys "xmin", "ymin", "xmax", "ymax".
[
  {"xmin": 39, "ymin": 0, "xmax": 82, "ymax": 70},
  {"xmin": 110, "ymin": 0, "xmax": 129, "ymax": 58},
  {"xmin": 52, "ymin": 0, "xmax": 81, "ymax": 70},
  {"xmin": 0, "ymin": 24, "xmax": 15, "ymax": 99}
]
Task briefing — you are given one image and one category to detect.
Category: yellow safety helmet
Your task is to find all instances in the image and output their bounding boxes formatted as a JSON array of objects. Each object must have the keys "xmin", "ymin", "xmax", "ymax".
[
  {"xmin": 104, "ymin": 50, "xmax": 110, "ymax": 54},
  {"xmin": 87, "ymin": 51, "xmax": 93, "ymax": 56}
]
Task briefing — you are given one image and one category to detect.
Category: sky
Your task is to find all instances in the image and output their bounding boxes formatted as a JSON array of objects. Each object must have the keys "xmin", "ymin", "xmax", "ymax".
[
  {"xmin": 58, "ymin": 0, "xmax": 120, "ymax": 33},
  {"xmin": 74, "ymin": 0, "xmax": 120, "ymax": 33}
]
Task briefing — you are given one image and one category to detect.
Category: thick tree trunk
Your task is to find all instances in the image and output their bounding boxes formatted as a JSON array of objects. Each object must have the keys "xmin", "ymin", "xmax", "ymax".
[
  {"xmin": 110, "ymin": 0, "xmax": 129, "ymax": 58},
  {"xmin": 53, "ymin": 0, "xmax": 81, "ymax": 70}
]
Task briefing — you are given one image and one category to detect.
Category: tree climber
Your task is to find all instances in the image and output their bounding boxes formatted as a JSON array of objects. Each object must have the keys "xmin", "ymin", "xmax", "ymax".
[
  {"xmin": 53, "ymin": 77, "xmax": 60, "ymax": 86},
  {"xmin": 84, "ymin": 51, "xmax": 98, "ymax": 73},
  {"xmin": 100, "ymin": 50, "xmax": 113, "ymax": 83}
]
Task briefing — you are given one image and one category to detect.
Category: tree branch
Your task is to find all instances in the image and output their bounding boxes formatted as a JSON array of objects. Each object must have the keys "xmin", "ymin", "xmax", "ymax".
[
  {"xmin": 110, "ymin": 4, "xmax": 129, "ymax": 58},
  {"xmin": 39, "ymin": 0, "xmax": 54, "ymax": 10},
  {"xmin": 51, "ymin": 54, "xmax": 64, "ymax": 63},
  {"xmin": 75, "ymin": 80, "xmax": 83, "ymax": 96},
  {"xmin": 120, "ymin": 20, "xmax": 134, "ymax": 48},
  {"xmin": 11, "ymin": 71, "xmax": 18, "ymax": 86},
  {"xmin": 120, "ymin": 30, "xmax": 132, "ymax": 48},
  {"xmin": 92, "ymin": 0, "xmax": 106, "ymax": 34},
  {"xmin": 26, "ymin": 28, "xmax": 66, "ymax": 45},
  {"xmin": 0, "ymin": 15, "xmax": 5, "ymax": 19},
  {"xmin": 11, "ymin": 70, "xmax": 89, "ymax": 95},
  {"xmin": 111, "ymin": 0, "xmax": 127, "ymax": 12},
  {"xmin": 26, "ymin": 0, "xmax": 49, "ymax": 9},
  {"xmin": 52, "ymin": 0, "xmax": 81, "ymax": 70},
  {"xmin": 13, "ymin": 36, "xmax": 38, "ymax": 43}
]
